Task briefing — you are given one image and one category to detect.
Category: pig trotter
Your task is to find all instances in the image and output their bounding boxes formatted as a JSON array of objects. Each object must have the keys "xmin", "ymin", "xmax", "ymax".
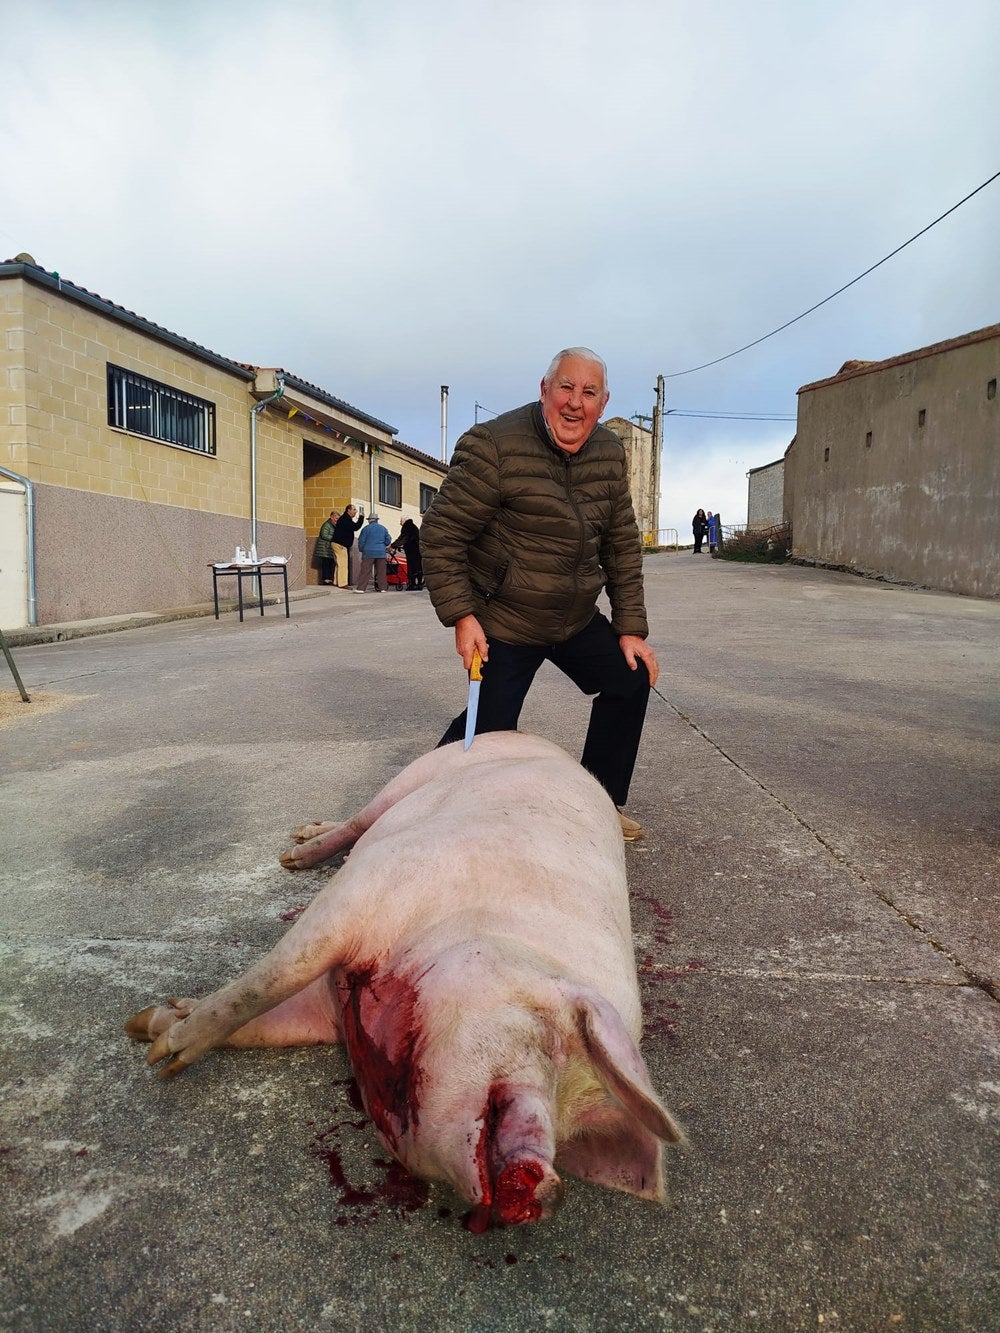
[
  {"xmin": 124, "ymin": 997, "xmax": 196, "ymax": 1041},
  {"xmin": 291, "ymin": 821, "xmax": 335, "ymax": 844},
  {"xmin": 281, "ymin": 817, "xmax": 364, "ymax": 871}
]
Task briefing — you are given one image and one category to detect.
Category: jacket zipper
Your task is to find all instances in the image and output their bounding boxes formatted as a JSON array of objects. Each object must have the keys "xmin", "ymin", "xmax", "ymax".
[{"xmin": 561, "ymin": 452, "xmax": 587, "ymax": 639}]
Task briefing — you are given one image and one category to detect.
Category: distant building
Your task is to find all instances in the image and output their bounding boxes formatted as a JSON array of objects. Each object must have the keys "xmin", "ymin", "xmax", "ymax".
[
  {"xmin": 785, "ymin": 323, "xmax": 999, "ymax": 598},
  {"xmin": 747, "ymin": 454, "xmax": 787, "ymax": 528},
  {"xmin": 602, "ymin": 416, "xmax": 658, "ymax": 544},
  {"xmin": 0, "ymin": 255, "xmax": 446, "ymax": 627}
]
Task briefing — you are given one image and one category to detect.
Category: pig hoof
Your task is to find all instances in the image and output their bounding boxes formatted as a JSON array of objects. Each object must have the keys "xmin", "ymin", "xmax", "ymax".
[
  {"xmin": 125, "ymin": 998, "xmax": 195, "ymax": 1041},
  {"xmin": 124, "ymin": 1005, "xmax": 160, "ymax": 1040},
  {"xmin": 291, "ymin": 821, "xmax": 333, "ymax": 844},
  {"xmin": 280, "ymin": 849, "xmax": 300, "ymax": 871}
]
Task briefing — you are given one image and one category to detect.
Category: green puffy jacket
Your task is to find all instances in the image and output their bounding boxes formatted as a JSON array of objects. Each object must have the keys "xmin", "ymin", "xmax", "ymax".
[{"xmin": 421, "ymin": 402, "xmax": 648, "ymax": 646}]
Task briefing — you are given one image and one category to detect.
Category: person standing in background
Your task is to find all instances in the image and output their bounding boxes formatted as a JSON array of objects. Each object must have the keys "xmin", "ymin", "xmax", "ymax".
[
  {"xmin": 354, "ymin": 513, "xmax": 392, "ymax": 593},
  {"xmin": 392, "ymin": 517, "xmax": 424, "ymax": 590},
  {"xmin": 707, "ymin": 511, "xmax": 718, "ymax": 553},
  {"xmin": 314, "ymin": 510, "xmax": 339, "ymax": 584},
  {"xmin": 692, "ymin": 508, "xmax": 708, "ymax": 554},
  {"xmin": 331, "ymin": 504, "xmax": 364, "ymax": 587}
]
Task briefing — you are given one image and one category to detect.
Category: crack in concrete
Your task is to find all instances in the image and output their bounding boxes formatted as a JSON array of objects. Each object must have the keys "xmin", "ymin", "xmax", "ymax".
[
  {"xmin": 642, "ymin": 965, "xmax": 976, "ymax": 986},
  {"xmin": 652, "ymin": 686, "xmax": 999, "ymax": 1004}
]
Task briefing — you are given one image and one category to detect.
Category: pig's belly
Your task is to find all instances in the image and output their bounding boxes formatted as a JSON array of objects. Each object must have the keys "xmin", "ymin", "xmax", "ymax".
[{"xmin": 330, "ymin": 745, "xmax": 639, "ymax": 1029}]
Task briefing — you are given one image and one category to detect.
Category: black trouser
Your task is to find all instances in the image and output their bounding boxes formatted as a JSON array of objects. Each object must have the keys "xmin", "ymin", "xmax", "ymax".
[
  {"xmin": 320, "ymin": 557, "xmax": 334, "ymax": 582},
  {"xmin": 437, "ymin": 611, "xmax": 650, "ymax": 807},
  {"xmin": 407, "ymin": 550, "xmax": 424, "ymax": 590}
]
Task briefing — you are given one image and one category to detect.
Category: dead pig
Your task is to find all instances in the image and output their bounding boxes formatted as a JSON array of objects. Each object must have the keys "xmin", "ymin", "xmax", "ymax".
[{"xmin": 126, "ymin": 731, "xmax": 682, "ymax": 1229}]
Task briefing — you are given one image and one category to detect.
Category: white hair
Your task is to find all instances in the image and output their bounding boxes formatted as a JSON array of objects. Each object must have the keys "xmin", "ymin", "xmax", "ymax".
[{"xmin": 542, "ymin": 347, "xmax": 608, "ymax": 393}]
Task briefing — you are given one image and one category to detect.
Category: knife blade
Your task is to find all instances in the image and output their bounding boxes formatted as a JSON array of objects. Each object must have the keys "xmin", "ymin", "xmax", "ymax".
[{"xmin": 463, "ymin": 648, "xmax": 483, "ymax": 750}]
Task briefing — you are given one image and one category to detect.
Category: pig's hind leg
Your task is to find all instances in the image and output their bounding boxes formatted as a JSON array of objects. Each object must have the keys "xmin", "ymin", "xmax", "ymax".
[{"xmin": 281, "ymin": 743, "xmax": 465, "ymax": 870}]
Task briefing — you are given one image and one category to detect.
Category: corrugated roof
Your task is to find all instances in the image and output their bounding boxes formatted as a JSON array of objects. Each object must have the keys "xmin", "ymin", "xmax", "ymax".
[{"xmin": 0, "ymin": 256, "xmax": 397, "ymax": 435}]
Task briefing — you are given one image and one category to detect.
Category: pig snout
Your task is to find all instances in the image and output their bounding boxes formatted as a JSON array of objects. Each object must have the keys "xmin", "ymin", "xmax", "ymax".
[{"xmin": 465, "ymin": 1083, "xmax": 565, "ymax": 1232}]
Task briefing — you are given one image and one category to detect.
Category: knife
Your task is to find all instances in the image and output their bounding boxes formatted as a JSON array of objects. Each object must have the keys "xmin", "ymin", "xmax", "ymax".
[{"xmin": 463, "ymin": 648, "xmax": 483, "ymax": 750}]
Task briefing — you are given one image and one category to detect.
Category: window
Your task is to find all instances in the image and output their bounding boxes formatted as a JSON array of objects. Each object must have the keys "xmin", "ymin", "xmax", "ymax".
[
  {"xmin": 107, "ymin": 363, "xmax": 216, "ymax": 455},
  {"xmin": 419, "ymin": 483, "xmax": 438, "ymax": 513},
  {"xmin": 918, "ymin": 409, "xmax": 926, "ymax": 427},
  {"xmin": 378, "ymin": 467, "xmax": 402, "ymax": 508},
  {"xmin": 989, "ymin": 379, "xmax": 997, "ymax": 401},
  {"xmin": 865, "ymin": 431, "xmax": 872, "ymax": 449},
  {"xmin": 823, "ymin": 447, "xmax": 830, "ymax": 462}
]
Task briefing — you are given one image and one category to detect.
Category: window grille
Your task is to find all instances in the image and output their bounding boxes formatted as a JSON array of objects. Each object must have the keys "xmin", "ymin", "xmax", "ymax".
[{"xmin": 107, "ymin": 363, "xmax": 216, "ymax": 455}]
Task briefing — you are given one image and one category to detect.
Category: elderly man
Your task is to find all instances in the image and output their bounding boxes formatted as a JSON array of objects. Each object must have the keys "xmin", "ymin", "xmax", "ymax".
[{"xmin": 421, "ymin": 347, "xmax": 658, "ymax": 838}]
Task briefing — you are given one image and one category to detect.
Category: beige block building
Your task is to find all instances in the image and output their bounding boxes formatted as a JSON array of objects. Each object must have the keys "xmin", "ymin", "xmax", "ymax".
[
  {"xmin": 602, "ymin": 416, "xmax": 658, "ymax": 544},
  {"xmin": 789, "ymin": 325, "xmax": 997, "ymax": 597},
  {"xmin": 784, "ymin": 324, "xmax": 999, "ymax": 598},
  {"xmin": 747, "ymin": 454, "xmax": 787, "ymax": 529},
  {"xmin": 0, "ymin": 256, "xmax": 446, "ymax": 627}
]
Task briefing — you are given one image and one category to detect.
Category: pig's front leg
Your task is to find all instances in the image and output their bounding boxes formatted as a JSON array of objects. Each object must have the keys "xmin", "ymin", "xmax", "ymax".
[
  {"xmin": 126, "ymin": 977, "xmax": 340, "ymax": 1069},
  {"xmin": 128, "ymin": 887, "xmax": 355, "ymax": 1076}
]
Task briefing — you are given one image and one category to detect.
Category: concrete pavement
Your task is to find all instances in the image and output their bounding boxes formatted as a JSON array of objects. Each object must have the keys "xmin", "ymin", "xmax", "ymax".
[{"xmin": 1, "ymin": 557, "xmax": 997, "ymax": 1331}]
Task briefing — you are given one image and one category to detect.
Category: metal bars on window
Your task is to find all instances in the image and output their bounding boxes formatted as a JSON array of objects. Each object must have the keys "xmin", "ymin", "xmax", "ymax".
[{"xmin": 107, "ymin": 363, "xmax": 217, "ymax": 455}]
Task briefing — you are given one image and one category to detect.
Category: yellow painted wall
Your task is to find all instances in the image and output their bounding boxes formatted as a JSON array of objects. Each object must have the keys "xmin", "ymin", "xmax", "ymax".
[{"xmin": 5, "ymin": 279, "xmax": 270, "ymax": 517}]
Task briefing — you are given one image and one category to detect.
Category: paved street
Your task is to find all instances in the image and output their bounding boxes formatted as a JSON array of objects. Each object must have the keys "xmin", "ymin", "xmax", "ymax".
[{"xmin": 1, "ymin": 557, "xmax": 997, "ymax": 1331}]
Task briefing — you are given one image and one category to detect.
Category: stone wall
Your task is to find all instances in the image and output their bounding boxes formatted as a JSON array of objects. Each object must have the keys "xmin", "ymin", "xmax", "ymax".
[{"xmin": 786, "ymin": 326, "xmax": 1000, "ymax": 598}]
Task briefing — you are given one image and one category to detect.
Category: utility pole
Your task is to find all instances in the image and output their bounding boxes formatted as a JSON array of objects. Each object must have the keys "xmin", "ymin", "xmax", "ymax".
[{"xmin": 651, "ymin": 374, "xmax": 664, "ymax": 544}]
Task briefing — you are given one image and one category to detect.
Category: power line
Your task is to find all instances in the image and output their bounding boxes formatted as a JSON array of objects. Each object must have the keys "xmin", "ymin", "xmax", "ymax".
[
  {"xmin": 666, "ymin": 409, "xmax": 795, "ymax": 421},
  {"xmin": 664, "ymin": 168, "xmax": 1000, "ymax": 380}
]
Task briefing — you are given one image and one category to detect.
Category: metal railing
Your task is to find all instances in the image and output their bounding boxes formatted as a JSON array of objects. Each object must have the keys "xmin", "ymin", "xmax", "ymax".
[{"xmin": 644, "ymin": 528, "xmax": 679, "ymax": 548}]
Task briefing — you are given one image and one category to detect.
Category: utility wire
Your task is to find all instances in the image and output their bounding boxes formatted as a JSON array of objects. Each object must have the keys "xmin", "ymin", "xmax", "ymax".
[
  {"xmin": 664, "ymin": 169, "xmax": 1000, "ymax": 380},
  {"xmin": 666, "ymin": 409, "xmax": 795, "ymax": 421}
]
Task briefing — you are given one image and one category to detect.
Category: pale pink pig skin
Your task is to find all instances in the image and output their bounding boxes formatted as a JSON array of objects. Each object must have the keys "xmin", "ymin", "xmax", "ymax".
[{"xmin": 126, "ymin": 732, "xmax": 682, "ymax": 1229}]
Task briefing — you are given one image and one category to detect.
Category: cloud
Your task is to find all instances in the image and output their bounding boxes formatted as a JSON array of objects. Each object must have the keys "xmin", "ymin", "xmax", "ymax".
[{"xmin": 1, "ymin": 0, "xmax": 996, "ymax": 518}]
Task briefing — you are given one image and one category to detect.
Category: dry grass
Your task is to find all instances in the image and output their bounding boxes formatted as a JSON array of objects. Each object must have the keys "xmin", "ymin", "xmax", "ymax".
[
  {"xmin": 717, "ymin": 523, "xmax": 792, "ymax": 563},
  {"xmin": 0, "ymin": 688, "xmax": 82, "ymax": 730}
]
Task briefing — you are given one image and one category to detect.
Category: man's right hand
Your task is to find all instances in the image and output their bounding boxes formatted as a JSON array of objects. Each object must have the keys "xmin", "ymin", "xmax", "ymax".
[{"xmin": 454, "ymin": 614, "xmax": 488, "ymax": 670}]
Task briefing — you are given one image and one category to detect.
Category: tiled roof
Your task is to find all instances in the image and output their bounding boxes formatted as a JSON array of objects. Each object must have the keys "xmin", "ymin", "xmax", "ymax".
[{"xmin": 798, "ymin": 323, "xmax": 1000, "ymax": 395}]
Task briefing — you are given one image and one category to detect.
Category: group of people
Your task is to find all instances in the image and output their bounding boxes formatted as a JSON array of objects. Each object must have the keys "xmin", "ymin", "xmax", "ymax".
[
  {"xmin": 313, "ymin": 345, "xmax": 658, "ymax": 840},
  {"xmin": 692, "ymin": 509, "xmax": 718, "ymax": 554},
  {"xmin": 313, "ymin": 507, "xmax": 424, "ymax": 593}
]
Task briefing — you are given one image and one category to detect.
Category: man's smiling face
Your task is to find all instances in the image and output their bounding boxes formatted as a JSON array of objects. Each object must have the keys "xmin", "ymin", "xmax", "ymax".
[{"xmin": 539, "ymin": 355, "xmax": 610, "ymax": 454}]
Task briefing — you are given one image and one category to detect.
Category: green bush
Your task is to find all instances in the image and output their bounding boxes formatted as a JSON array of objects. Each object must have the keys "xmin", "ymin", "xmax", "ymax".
[{"xmin": 717, "ymin": 523, "xmax": 791, "ymax": 563}]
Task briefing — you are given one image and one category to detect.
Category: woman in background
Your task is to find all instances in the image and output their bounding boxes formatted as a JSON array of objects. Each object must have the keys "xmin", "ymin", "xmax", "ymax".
[
  {"xmin": 692, "ymin": 508, "xmax": 708, "ymax": 554},
  {"xmin": 314, "ymin": 510, "xmax": 339, "ymax": 584}
]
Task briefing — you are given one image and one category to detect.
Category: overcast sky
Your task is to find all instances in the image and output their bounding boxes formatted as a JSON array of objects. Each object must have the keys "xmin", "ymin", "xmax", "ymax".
[{"xmin": 2, "ymin": 0, "xmax": 997, "ymax": 536}]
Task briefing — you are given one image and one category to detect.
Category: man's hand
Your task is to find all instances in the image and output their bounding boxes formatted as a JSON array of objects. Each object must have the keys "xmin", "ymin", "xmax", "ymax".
[
  {"xmin": 619, "ymin": 634, "xmax": 659, "ymax": 689},
  {"xmin": 455, "ymin": 614, "xmax": 489, "ymax": 671}
]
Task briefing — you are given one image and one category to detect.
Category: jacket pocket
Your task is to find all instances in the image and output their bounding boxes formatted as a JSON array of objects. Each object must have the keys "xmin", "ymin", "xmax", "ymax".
[{"xmin": 470, "ymin": 554, "xmax": 511, "ymax": 604}]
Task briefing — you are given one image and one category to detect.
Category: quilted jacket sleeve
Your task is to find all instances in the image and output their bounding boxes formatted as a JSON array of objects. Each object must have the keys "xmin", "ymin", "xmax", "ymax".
[
  {"xmin": 600, "ymin": 469, "xmax": 648, "ymax": 638},
  {"xmin": 420, "ymin": 425, "xmax": 502, "ymax": 627}
]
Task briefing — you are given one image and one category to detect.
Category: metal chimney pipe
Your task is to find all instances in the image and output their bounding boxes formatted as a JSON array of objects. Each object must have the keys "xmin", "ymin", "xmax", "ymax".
[{"xmin": 440, "ymin": 385, "xmax": 449, "ymax": 463}]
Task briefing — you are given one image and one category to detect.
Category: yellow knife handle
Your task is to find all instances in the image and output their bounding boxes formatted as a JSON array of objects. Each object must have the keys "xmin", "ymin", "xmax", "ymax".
[{"xmin": 470, "ymin": 648, "xmax": 483, "ymax": 682}]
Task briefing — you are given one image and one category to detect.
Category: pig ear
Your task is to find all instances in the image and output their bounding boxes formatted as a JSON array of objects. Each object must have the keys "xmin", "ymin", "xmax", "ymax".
[{"xmin": 574, "ymin": 995, "xmax": 683, "ymax": 1145}]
